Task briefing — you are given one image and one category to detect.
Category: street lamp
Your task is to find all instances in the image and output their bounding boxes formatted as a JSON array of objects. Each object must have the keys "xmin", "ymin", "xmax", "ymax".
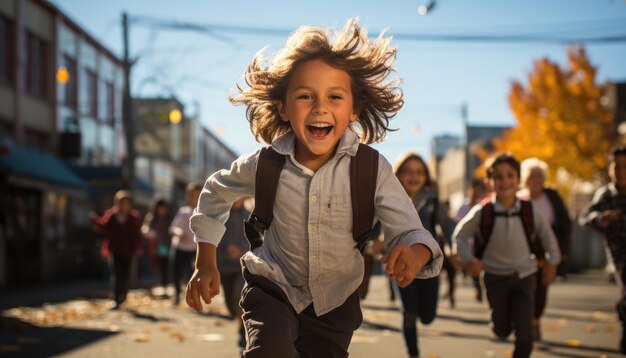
[
  {"xmin": 169, "ymin": 108, "xmax": 182, "ymax": 124},
  {"xmin": 418, "ymin": 0, "xmax": 436, "ymax": 15}
]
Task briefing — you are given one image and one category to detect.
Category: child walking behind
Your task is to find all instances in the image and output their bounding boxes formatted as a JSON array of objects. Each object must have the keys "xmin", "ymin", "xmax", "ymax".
[
  {"xmin": 394, "ymin": 152, "xmax": 456, "ymax": 358},
  {"xmin": 579, "ymin": 145, "xmax": 626, "ymax": 354},
  {"xmin": 170, "ymin": 183, "xmax": 202, "ymax": 305},
  {"xmin": 453, "ymin": 153, "xmax": 560, "ymax": 358},
  {"xmin": 186, "ymin": 18, "xmax": 443, "ymax": 358}
]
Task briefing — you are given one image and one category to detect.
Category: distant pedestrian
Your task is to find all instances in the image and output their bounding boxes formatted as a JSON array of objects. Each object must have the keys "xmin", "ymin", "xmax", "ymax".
[
  {"xmin": 579, "ymin": 145, "xmax": 626, "ymax": 354},
  {"xmin": 170, "ymin": 183, "xmax": 202, "ymax": 305},
  {"xmin": 217, "ymin": 197, "xmax": 250, "ymax": 348},
  {"xmin": 90, "ymin": 190, "xmax": 143, "ymax": 309},
  {"xmin": 185, "ymin": 18, "xmax": 443, "ymax": 357},
  {"xmin": 453, "ymin": 153, "xmax": 560, "ymax": 358},
  {"xmin": 454, "ymin": 179, "xmax": 488, "ymax": 303},
  {"xmin": 142, "ymin": 197, "xmax": 172, "ymax": 294},
  {"xmin": 518, "ymin": 157, "xmax": 572, "ymax": 341}
]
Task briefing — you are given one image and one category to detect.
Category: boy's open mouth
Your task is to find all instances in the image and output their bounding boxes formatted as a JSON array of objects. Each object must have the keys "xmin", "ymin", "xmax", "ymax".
[{"xmin": 307, "ymin": 123, "xmax": 333, "ymax": 139}]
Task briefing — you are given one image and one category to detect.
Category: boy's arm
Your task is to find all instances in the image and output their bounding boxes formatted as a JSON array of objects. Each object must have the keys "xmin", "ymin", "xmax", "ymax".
[
  {"xmin": 452, "ymin": 206, "xmax": 483, "ymax": 276},
  {"xmin": 373, "ymin": 155, "xmax": 443, "ymax": 280},
  {"xmin": 452, "ymin": 206, "xmax": 481, "ymax": 265},
  {"xmin": 578, "ymin": 186, "xmax": 610, "ymax": 230},
  {"xmin": 534, "ymin": 210, "xmax": 561, "ymax": 285},
  {"xmin": 186, "ymin": 242, "xmax": 220, "ymax": 312},
  {"xmin": 436, "ymin": 201, "xmax": 456, "ymax": 248},
  {"xmin": 169, "ymin": 209, "xmax": 184, "ymax": 237},
  {"xmin": 189, "ymin": 150, "xmax": 258, "ymax": 246}
]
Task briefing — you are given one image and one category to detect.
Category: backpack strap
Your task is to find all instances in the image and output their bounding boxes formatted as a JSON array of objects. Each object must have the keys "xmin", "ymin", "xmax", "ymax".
[
  {"xmin": 476, "ymin": 197, "xmax": 494, "ymax": 260},
  {"xmin": 243, "ymin": 147, "xmax": 285, "ymax": 251},
  {"xmin": 476, "ymin": 198, "xmax": 540, "ymax": 260},
  {"xmin": 245, "ymin": 144, "xmax": 378, "ymax": 253},
  {"xmin": 350, "ymin": 144, "xmax": 379, "ymax": 253}
]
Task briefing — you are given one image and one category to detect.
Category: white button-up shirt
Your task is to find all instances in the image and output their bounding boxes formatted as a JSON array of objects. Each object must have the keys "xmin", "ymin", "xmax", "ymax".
[
  {"xmin": 190, "ymin": 129, "xmax": 443, "ymax": 315},
  {"xmin": 453, "ymin": 195, "xmax": 561, "ymax": 279}
]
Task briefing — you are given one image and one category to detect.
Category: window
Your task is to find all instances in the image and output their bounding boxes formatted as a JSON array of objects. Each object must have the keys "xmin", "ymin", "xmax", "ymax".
[
  {"xmin": 105, "ymin": 81, "xmax": 115, "ymax": 123},
  {"xmin": 62, "ymin": 55, "xmax": 77, "ymax": 110},
  {"xmin": 85, "ymin": 69, "xmax": 97, "ymax": 118},
  {"xmin": 26, "ymin": 31, "xmax": 48, "ymax": 98},
  {"xmin": 0, "ymin": 15, "xmax": 13, "ymax": 84}
]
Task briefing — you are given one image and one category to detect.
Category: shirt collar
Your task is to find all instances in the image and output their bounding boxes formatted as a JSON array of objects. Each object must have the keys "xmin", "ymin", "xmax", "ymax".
[
  {"xmin": 490, "ymin": 194, "xmax": 522, "ymax": 212},
  {"xmin": 270, "ymin": 128, "xmax": 361, "ymax": 158}
]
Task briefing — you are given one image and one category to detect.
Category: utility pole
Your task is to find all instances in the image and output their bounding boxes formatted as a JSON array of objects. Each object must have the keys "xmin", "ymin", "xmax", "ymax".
[{"xmin": 122, "ymin": 12, "xmax": 135, "ymax": 190}]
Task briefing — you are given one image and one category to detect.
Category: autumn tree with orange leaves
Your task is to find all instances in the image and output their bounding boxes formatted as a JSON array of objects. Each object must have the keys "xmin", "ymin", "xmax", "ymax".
[{"xmin": 495, "ymin": 46, "xmax": 615, "ymax": 183}]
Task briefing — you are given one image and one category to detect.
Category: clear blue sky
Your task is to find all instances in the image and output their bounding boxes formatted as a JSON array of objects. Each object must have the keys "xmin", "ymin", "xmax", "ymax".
[{"xmin": 51, "ymin": 0, "xmax": 626, "ymax": 163}]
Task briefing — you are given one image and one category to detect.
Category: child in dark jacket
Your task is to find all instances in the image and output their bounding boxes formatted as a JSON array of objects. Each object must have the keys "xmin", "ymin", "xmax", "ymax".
[{"xmin": 579, "ymin": 145, "xmax": 626, "ymax": 354}]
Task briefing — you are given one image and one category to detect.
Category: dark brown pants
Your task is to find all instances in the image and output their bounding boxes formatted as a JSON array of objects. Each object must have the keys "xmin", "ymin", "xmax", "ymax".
[
  {"xmin": 484, "ymin": 272, "xmax": 536, "ymax": 358},
  {"xmin": 240, "ymin": 268, "xmax": 362, "ymax": 358}
]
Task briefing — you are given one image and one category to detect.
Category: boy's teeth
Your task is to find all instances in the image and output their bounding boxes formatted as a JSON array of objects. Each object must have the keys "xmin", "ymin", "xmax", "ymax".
[{"xmin": 309, "ymin": 123, "xmax": 332, "ymax": 128}]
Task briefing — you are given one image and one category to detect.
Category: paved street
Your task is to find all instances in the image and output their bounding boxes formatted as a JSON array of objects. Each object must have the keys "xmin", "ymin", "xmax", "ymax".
[{"xmin": 0, "ymin": 271, "xmax": 621, "ymax": 357}]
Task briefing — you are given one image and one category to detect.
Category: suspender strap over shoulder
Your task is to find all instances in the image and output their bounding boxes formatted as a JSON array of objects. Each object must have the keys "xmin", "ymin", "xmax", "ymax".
[
  {"xmin": 476, "ymin": 198, "xmax": 538, "ymax": 260},
  {"xmin": 244, "ymin": 143, "xmax": 379, "ymax": 253},
  {"xmin": 244, "ymin": 147, "xmax": 285, "ymax": 251},
  {"xmin": 350, "ymin": 144, "xmax": 379, "ymax": 252}
]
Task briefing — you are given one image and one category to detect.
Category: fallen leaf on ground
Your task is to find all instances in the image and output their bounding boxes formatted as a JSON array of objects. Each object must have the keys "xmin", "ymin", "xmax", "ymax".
[
  {"xmin": 134, "ymin": 334, "xmax": 149, "ymax": 342},
  {"xmin": 565, "ymin": 339, "xmax": 581, "ymax": 347},
  {"xmin": 170, "ymin": 331, "xmax": 185, "ymax": 342}
]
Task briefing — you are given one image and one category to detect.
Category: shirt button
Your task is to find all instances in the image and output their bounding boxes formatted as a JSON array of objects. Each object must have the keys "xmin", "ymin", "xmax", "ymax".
[{"xmin": 311, "ymin": 194, "xmax": 318, "ymax": 202}]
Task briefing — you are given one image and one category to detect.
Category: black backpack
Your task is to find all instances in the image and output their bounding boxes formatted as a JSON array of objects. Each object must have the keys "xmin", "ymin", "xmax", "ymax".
[
  {"xmin": 243, "ymin": 144, "xmax": 379, "ymax": 253},
  {"xmin": 474, "ymin": 197, "xmax": 541, "ymax": 260}
]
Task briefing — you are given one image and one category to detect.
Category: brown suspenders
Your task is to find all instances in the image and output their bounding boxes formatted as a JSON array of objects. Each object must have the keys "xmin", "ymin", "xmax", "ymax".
[{"xmin": 243, "ymin": 144, "xmax": 379, "ymax": 252}]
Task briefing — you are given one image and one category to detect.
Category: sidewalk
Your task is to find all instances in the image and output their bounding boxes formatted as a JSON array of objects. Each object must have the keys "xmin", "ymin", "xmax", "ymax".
[{"xmin": 0, "ymin": 270, "xmax": 621, "ymax": 357}]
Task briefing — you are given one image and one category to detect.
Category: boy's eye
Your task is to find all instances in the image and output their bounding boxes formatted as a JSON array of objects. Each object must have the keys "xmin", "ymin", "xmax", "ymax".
[
  {"xmin": 329, "ymin": 94, "xmax": 343, "ymax": 100},
  {"xmin": 297, "ymin": 94, "xmax": 313, "ymax": 100}
]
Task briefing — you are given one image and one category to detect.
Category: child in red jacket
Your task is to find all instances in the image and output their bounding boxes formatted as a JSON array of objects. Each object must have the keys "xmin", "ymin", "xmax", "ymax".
[{"xmin": 90, "ymin": 190, "xmax": 142, "ymax": 309}]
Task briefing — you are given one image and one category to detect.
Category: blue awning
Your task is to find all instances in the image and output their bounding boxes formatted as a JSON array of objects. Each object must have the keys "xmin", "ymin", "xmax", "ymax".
[{"xmin": 0, "ymin": 139, "xmax": 87, "ymax": 189}]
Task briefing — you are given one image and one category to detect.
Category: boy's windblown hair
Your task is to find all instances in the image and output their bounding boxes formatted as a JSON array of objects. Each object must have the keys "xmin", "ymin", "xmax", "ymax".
[{"xmin": 229, "ymin": 18, "xmax": 403, "ymax": 145}]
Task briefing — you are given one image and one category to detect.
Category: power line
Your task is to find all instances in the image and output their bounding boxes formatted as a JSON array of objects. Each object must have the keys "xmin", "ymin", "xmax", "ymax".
[{"xmin": 131, "ymin": 15, "xmax": 626, "ymax": 44}]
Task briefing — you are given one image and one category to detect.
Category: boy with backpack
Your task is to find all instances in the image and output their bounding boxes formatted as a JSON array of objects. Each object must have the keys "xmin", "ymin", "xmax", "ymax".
[
  {"xmin": 452, "ymin": 153, "xmax": 560, "ymax": 358},
  {"xmin": 185, "ymin": 19, "xmax": 443, "ymax": 357},
  {"xmin": 579, "ymin": 145, "xmax": 626, "ymax": 354}
]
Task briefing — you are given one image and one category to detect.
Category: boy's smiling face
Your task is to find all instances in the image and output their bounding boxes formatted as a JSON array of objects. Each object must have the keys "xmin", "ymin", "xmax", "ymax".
[
  {"xmin": 488, "ymin": 162, "xmax": 520, "ymax": 203},
  {"xmin": 277, "ymin": 59, "xmax": 358, "ymax": 171}
]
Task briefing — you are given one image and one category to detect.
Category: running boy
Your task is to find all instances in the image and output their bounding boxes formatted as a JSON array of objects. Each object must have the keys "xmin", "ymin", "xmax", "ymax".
[
  {"xmin": 579, "ymin": 145, "xmax": 626, "ymax": 353},
  {"xmin": 186, "ymin": 18, "xmax": 443, "ymax": 357},
  {"xmin": 453, "ymin": 153, "xmax": 560, "ymax": 358}
]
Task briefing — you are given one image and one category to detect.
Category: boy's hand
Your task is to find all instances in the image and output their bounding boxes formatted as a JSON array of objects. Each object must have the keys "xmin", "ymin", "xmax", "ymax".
[
  {"xmin": 464, "ymin": 258, "xmax": 483, "ymax": 278},
  {"xmin": 226, "ymin": 244, "xmax": 243, "ymax": 259},
  {"xmin": 186, "ymin": 266, "xmax": 221, "ymax": 312},
  {"xmin": 542, "ymin": 264, "xmax": 557, "ymax": 286},
  {"xmin": 449, "ymin": 254, "xmax": 463, "ymax": 271},
  {"xmin": 382, "ymin": 243, "xmax": 431, "ymax": 288},
  {"xmin": 599, "ymin": 210, "xmax": 621, "ymax": 228}
]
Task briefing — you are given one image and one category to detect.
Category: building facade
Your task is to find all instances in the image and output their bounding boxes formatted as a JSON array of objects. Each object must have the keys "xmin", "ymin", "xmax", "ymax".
[{"xmin": 0, "ymin": 0, "xmax": 125, "ymax": 288}]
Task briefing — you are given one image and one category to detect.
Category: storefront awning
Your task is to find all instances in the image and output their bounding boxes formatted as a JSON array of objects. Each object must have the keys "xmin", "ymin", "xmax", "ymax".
[{"xmin": 0, "ymin": 139, "xmax": 87, "ymax": 189}]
